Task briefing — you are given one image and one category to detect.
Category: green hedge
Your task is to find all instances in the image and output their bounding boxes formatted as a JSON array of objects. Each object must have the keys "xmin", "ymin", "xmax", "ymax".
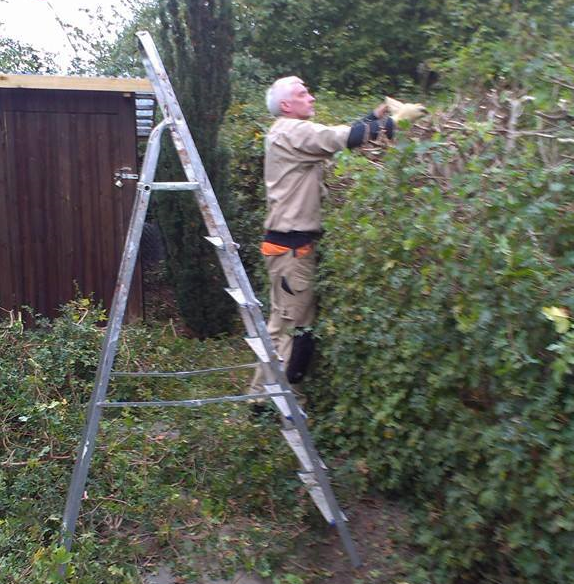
[
  {"xmin": 220, "ymin": 35, "xmax": 574, "ymax": 580},
  {"xmin": 309, "ymin": 99, "xmax": 574, "ymax": 581}
]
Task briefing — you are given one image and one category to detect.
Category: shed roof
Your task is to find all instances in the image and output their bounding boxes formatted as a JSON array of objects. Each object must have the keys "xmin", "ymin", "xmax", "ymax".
[
  {"xmin": 0, "ymin": 73, "xmax": 152, "ymax": 93},
  {"xmin": 0, "ymin": 73, "xmax": 156, "ymax": 138}
]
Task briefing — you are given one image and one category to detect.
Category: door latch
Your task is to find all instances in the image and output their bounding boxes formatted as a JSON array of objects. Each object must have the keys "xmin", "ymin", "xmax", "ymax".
[{"xmin": 114, "ymin": 167, "xmax": 139, "ymax": 188}]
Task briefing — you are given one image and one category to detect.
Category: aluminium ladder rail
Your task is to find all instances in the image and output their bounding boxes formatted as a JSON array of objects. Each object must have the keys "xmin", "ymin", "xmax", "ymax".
[{"xmin": 59, "ymin": 30, "xmax": 360, "ymax": 570}]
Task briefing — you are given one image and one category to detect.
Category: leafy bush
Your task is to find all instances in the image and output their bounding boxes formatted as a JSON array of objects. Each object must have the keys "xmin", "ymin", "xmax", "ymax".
[
  {"xmin": 309, "ymin": 63, "xmax": 574, "ymax": 582},
  {"xmin": 221, "ymin": 33, "xmax": 574, "ymax": 579}
]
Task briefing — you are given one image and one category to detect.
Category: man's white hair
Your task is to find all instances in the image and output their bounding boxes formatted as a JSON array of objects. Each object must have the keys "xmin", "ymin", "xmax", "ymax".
[{"xmin": 266, "ymin": 76, "xmax": 303, "ymax": 117}]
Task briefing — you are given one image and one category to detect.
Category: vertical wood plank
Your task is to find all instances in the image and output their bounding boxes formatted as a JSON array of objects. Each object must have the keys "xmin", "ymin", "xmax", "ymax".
[
  {"xmin": 56, "ymin": 112, "xmax": 74, "ymax": 306},
  {"xmin": 3, "ymin": 110, "xmax": 23, "ymax": 314},
  {"xmin": 0, "ymin": 96, "xmax": 15, "ymax": 314},
  {"xmin": 80, "ymin": 112, "xmax": 98, "ymax": 305},
  {"xmin": 16, "ymin": 110, "xmax": 36, "ymax": 314}
]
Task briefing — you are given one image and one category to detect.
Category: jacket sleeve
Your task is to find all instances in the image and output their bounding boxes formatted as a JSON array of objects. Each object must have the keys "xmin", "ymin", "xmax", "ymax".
[{"xmin": 280, "ymin": 120, "xmax": 351, "ymax": 159}]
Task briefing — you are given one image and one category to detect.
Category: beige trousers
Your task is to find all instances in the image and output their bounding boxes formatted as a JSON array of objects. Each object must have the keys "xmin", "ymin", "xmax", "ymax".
[{"xmin": 250, "ymin": 246, "xmax": 316, "ymax": 394}]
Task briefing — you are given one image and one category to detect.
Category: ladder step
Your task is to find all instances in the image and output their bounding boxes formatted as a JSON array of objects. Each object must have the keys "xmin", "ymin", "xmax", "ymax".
[
  {"xmin": 204, "ymin": 235, "xmax": 224, "ymax": 249},
  {"xmin": 298, "ymin": 472, "xmax": 348, "ymax": 525},
  {"xmin": 281, "ymin": 428, "xmax": 327, "ymax": 472},
  {"xmin": 225, "ymin": 288, "xmax": 263, "ymax": 309},
  {"xmin": 264, "ymin": 384, "xmax": 307, "ymax": 421},
  {"xmin": 204, "ymin": 235, "xmax": 241, "ymax": 251},
  {"xmin": 225, "ymin": 287, "xmax": 247, "ymax": 307},
  {"xmin": 151, "ymin": 181, "xmax": 199, "ymax": 191},
  {"xmin": 97, "ymin": 391, "xmax": 288, "ymax": 409},
  {"xmin": 244, "ymin": 337, "xmax": 270, "ymax": 362}
]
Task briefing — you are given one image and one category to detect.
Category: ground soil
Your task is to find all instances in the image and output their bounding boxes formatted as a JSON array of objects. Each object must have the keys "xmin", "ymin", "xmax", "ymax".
[
  {"xmin": 142, "ymin": 263, "xmax": 193, "ymax": 336},
  {"xmin": 276, "ymin": 494, "xmax": 415, "ymax": 584},
  {"xmin": 140, "ymin": 494, "xmax": 416, "ymax": 584}
]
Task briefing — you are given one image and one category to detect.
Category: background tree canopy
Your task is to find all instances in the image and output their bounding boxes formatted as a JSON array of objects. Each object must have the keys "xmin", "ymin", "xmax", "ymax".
[
  {"xmin": 234, "ymin": 0, "xmax": 574, "ymax": 95},
  {"xmin": 0, "ymin": 35, "xmax": 56, "ymax": 73}
]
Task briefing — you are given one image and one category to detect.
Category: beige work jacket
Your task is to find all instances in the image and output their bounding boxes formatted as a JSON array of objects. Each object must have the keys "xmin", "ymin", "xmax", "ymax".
[{"xmin": 263, "ymin": 117, "xmax": 350, "ymax": 233}]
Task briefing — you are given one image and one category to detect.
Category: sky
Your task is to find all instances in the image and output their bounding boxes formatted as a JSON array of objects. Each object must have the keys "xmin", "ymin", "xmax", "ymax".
[{"xmin": 0, "ymin": 0, "xmax": 131, "ymax": 70}]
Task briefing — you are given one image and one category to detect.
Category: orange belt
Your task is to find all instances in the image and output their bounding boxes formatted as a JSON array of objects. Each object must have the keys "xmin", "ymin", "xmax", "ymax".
[{"xmin": 261, "ymin": 241, "xmax": 313, "ymax": 258}]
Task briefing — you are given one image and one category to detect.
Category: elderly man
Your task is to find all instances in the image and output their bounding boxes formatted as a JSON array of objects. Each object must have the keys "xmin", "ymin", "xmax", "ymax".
[{"xmin": 250, "ymin": 76, "xmax": 426, "ymax": 398}]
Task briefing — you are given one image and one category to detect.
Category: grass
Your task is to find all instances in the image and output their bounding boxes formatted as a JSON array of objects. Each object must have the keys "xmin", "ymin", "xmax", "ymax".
[{"xmin": 1, "ymin": 301, "xmax": 417, "ymax": 583}]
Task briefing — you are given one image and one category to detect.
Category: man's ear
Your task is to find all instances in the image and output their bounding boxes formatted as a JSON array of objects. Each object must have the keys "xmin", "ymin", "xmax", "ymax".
[{"xmin": 280, "ymin": 99, "xmax": 291, "ymax": 114}]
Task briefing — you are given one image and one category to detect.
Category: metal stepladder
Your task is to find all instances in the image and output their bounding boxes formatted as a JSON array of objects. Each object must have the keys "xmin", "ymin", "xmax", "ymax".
[{"xmin": 60, "ymin": 31, "xmax": 360, "ymax": 570}]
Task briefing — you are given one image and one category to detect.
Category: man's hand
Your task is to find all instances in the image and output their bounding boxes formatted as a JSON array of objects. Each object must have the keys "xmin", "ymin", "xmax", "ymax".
[
  {"xmin": 391, "ymin": 100, "xmax": 428, "ymax": 123},
  {"xmin": 392, "ymin": 103, "xmax": 427, "ymax": 122},
  {"xmin": 384, "ymin": 96, "xmax": 405, "ymax": 116},
  {"xmin": 374, "ymin": 96, "xmax": 428, "ymax": 122}
]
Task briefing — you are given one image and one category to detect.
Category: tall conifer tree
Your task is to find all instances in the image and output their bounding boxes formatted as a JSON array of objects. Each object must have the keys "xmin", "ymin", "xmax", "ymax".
[{"xmin": 155, "ymin": 0, "xmax": 235, "ymax": 337}]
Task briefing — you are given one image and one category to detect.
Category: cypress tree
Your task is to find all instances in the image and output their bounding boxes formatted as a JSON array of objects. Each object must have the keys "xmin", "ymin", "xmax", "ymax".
[{"xmin": 156, "ymin": 0, "xmax": 235, "ymax": 337}]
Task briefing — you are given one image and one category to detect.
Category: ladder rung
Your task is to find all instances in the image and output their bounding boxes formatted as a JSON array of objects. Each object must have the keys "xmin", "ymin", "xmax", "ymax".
[
  {"xmin": 264, "ymin": 384, "xmax": 307, "ymax": 421},
  {"xmin": 204, "ymin": 235, "xmax": 242, "ymax": 251},
  {"xmin": 244, "ymin": 337, "xmax": 270, "ymax": 362},
  {"xmin": 151, "ymin": 181, "xmax": 199, "ymax": 191},
  {"xmin": 298, "ymin": 472, "xmax": 348, "ymax": 525},
  {"xmin": 97, "ymin": 390, "xmax": 289, "ymax": 409},
  {"xmin": 225, "ymin": 287, "xmax": 262, "ymax": 309},
  {"xmin": 281, "ymin": 428, "xmax": 327, "ymax": 472},
  {"xmin": 111, "ymin": 362, "xmax": 257, "ymax": 378}
]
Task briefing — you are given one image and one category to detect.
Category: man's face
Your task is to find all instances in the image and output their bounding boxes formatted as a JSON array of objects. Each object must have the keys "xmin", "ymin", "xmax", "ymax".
[{"xmin": 282, "ymin": 82, "xmax": 315, "ymax": 119}]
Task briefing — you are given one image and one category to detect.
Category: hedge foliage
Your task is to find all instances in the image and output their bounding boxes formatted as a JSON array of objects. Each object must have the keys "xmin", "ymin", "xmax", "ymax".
[
  {"xmin": 224, "ymin": 31, "xmax": 574, "ymax": 582},
  {"xmin": 308, "ymin": 78, "xmax": 574, "ymax": 583}
]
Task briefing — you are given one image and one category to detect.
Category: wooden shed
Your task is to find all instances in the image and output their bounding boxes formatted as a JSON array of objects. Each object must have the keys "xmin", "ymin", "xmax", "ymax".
[{"xmin": 0, "ymin": 74, "xmax": 154, "ymax": 321}]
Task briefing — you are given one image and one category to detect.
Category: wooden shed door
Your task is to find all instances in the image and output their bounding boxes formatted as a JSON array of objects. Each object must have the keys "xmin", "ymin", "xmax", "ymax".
[{"xmin": 0, "ymin": 88, "xmax": 142, "ymax": 321}]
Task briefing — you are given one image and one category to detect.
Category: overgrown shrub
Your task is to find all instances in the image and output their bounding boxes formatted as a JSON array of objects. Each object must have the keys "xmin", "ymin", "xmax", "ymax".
[
  {"xmin": 0, "ymin": 302, "xmax": 307, "ymax": 583},
  {"xmin": 310, "ymin": 68, "xmax": 574, "ymax": 582},
  {"xmin": 221, "ymin": 39, "xmax": 574, "ymax": 579}
]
